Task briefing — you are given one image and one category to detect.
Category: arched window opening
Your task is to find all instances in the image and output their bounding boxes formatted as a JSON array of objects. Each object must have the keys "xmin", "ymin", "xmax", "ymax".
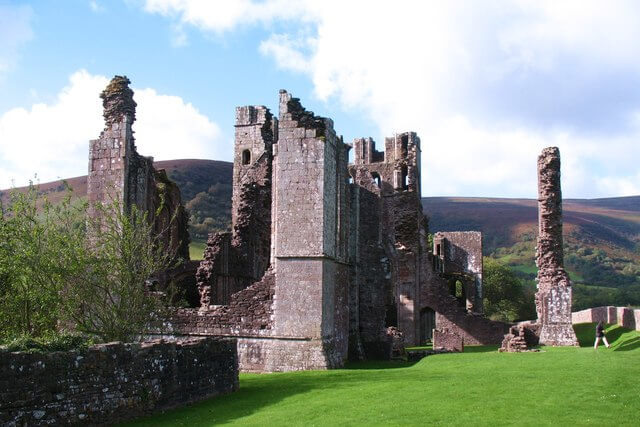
[
  {"xmin": 371, "ymin": 172, "xmax": 381, "ymax": 188},
  {"xmin": 242, "ymin": 149, "xmax": 251, "ymax": 165},
  {"xmin": 401, "ymin": 165, "xmax": 408, "ymax": 190}
]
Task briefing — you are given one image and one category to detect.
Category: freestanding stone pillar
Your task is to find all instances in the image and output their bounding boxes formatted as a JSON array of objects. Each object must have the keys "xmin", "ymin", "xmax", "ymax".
[{"xmin": 535, "ymin": 147, "xmax": 578, "ymax": 346}]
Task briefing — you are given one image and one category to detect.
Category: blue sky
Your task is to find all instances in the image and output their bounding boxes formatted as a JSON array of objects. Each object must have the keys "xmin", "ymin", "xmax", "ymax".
[{"xmin": 1, "ymin": 0, "xmax": 640, "ymax": 198}]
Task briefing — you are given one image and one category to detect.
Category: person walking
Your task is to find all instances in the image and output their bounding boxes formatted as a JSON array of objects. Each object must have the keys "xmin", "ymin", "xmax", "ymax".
[{"xmin": 594, "ymin": 321, "xmax": 611, "ymax": 349}]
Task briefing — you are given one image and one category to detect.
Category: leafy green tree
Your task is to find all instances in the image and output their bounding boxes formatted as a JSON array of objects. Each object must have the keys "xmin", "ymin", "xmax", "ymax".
[
  {"xmin": 0, "ymin": 184, "xmax": 86, "ymax": 340},
  {"xmin": 483, "ymin": 257, "xmax": 536, "ymax": 322},
  {"xmin": 1, "ymin": 184, "xmax": 179, "ymax": 344}
]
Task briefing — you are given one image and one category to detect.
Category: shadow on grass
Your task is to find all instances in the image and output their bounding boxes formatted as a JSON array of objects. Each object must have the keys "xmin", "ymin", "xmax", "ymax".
[
  {"xmin": 343, "ymin": 359, "xmax": 418, "ymax": 370},
  {"xmin": 464, "ymin": 345, "xmax": 499, "ymax": 353},
  {"xmin": 604, "ymin": 325, "xmax": 628, "ymax": 346},
  {"xmin": 614, "ymin": 337, "xmax": 640, "ymax": 352},
  {"xmin": 574, "ymin": 323, "xmax": 638, "ymax": 350},
  {"xmin": 126, "ymin": 372, "xmax": 324, "ymax": 426}
]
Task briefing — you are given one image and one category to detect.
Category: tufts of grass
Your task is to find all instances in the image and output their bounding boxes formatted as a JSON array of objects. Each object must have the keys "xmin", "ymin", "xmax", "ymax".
[{"xmin": 126, "ymin": 325, "xmax": 640, "ymax": 426}]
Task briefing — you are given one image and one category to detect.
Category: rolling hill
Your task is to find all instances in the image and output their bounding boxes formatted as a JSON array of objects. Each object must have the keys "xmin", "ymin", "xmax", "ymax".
[{"xmin": 3, "ymin": 159, "xmax": 639, "ymax": 309}]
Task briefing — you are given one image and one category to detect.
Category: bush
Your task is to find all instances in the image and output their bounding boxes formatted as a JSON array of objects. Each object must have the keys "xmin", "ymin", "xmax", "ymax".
[{"xmin": 1, "ymin": 333, "xmax": 95, "ymax": 353}]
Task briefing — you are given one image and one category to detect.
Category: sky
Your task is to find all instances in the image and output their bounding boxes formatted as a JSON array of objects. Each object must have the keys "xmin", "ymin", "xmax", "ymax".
[{"xmin": 1, "ymin": 0, "xmax": 640, "ymax": 199}]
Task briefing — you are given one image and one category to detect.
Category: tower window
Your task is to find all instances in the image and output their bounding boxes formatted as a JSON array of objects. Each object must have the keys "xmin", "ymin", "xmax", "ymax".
[
  {"xmin": 242, "ymin": 149, "xmax": 251, "ymax": 165},
  {"xmin": 371, "ymin": 172, "xmax": 381, "ymax": 188}
]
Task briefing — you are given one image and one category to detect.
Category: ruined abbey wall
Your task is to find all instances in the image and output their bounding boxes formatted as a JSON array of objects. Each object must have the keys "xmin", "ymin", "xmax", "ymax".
[
  {"xmin": 109, "ymin": 84, "xmax": 510, "ymax": 369},
  {"xmin": 87, "ymin": 76, "xmax": 189, "ymax": 262}
]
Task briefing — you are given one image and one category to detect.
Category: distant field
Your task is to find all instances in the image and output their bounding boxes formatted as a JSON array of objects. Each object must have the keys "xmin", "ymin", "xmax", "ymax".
[
  {"xmin": 189, "ymin": 239, "xmax": 206, "ymax": 261},
  {"xmin": 127, "ymin": 324, "xmax": 640, "ymax": 426}
]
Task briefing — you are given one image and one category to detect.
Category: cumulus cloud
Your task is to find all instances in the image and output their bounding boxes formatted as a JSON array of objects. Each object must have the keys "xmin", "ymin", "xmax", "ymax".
[
  {"xmin": 0, "ymin": 70, "xmax": 223, "ymax": 189},
  {"xmin": 144, "ymin": 0, "xmax": 640, "ymax": 197},
  {"xmin": 0, "ymin": 4, "xmax": 33, "ymax": 79}
]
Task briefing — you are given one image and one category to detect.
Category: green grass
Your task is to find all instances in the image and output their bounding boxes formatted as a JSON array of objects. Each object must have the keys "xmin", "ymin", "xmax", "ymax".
[
  {"xmin": 189, "ymin": 239, "xmax": 206, "ymax": 260},
  {"xmin": 126, "ymin": 324, "xmax": 640, "ymax": 426}
]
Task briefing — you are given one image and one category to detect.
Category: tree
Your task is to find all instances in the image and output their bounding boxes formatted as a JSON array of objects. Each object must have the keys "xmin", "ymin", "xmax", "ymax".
[
  {"xmin": 62, "ymin": 199, "xmax": 179, "ymax": 342},
  {"xmin": 483, "ymin": 257, "xmax": 536, "ymax": 322},
  {"xmin": 0, "ymin": 184, "xmax": 181, "ymax": 343},
  {"xmin": 0, "ymin": 184, "xmax": 86, "ymax": 340}
]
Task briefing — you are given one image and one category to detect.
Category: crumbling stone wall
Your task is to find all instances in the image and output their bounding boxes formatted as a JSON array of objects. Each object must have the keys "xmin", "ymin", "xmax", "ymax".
[
  {"xmin": 349, "ymin": 133, "xmax": 506, "ymax": 353},
  {"xmin": 0, "ymin": 338, "xmax": 237, "ymax": 426},
  {"xmin": 232, "ymin": 106, "xmax": 275, "ymax": 280},
  {"xmin": 158, "ymin": 89, "xmax": 510, "ymax": 370},
  {"xmin": 535, "ymin": 147, "xmax": 578, "ymax": 346},
  {"xmin": 195, "ymin": 106, "xmax": 274, "ymax": 306},
  {"xmin": 348, "ymin": 133, "xmax": 425, "ymax": 353},
  {"xmin": 87, "ymin": 76, "xmax": 190, "ymax": 262},
  {"xmin": 433, "ymin": 231, "xmax": 483, "ymax": 313}
]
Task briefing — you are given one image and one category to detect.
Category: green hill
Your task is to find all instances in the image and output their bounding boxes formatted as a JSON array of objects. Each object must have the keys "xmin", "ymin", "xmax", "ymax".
[{"xmin": 424, "ymin": 197, "xmax": 640, "ymax": 309}]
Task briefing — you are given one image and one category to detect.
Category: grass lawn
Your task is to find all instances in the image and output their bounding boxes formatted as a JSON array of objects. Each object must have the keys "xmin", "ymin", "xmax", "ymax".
[
  {"xmin": 126, "ymin": 324, "xmax": 640, "ymax": 426},
  {"xmin": 189, "ymin": 239, "xmax": 206, "ymax": 260}
]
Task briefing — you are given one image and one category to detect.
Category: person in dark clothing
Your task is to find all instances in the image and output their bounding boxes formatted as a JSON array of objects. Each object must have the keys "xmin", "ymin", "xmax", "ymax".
[{"xmin": 594, "ymin": 321, "xmax": 611, "ymax": 349}]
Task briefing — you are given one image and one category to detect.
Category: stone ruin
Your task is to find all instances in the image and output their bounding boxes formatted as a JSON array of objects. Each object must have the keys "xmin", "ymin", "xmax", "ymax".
[
  {"xmin": 87, "ymin": 76, "xmax": 190, "ymax": 272},
  {"xmin": 87, "ymin": 76, "xmax": 513, "ymax": 372},
  {"xmin": 534, "ymin": 147, "xmax": 579, "ymax": 346}
]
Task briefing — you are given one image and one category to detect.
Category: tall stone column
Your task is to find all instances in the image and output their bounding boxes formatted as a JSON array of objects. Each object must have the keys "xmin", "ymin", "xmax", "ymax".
[{"xmin": 535, "ymin": 147, "xmax": 578, "ymax": 346}]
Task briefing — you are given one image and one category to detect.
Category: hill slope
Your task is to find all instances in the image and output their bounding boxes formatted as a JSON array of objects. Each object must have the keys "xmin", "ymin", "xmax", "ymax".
[
  {"xmin": 424, "ymin": 196, "xmax": 640, "ymax": 308},
  {"xmin": 3, "ymin": 159, "xmax": 639, "ymax": 308}
]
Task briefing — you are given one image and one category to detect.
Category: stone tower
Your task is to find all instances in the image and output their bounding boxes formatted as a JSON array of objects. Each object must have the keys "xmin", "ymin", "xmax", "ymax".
[
  {"xmin": 231, "ymin": 105, "xmax": 276, "ymax": 280},
  {"xmin": 535, "ymin": 147, "xmax": 578, "ymax": 346},
  {"xmin": 269, "ymin": 90, "xmax": 350, "ymax": 369}
]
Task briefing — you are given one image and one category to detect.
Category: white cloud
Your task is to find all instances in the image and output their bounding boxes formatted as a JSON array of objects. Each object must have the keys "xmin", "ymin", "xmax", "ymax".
[
  {"xmin": 144, "ymin": 0, "xmax": 640, "ymax": 197},
  {"xmin": 0, "ymin": 4, "xmax": 33, "ymax": 78},
  {"xmin": 89, "ymin": 1, "xmax": 105, "ymax": 13},
  {"xmin": 0, "ymin": 70, "xmax": 224, "ymax": 189}
]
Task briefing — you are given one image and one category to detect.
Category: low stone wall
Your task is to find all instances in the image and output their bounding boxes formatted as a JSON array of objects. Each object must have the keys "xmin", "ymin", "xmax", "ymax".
[
  {"xmin": 0, "ymin": 337, "xmax": 238, "ymax": 426},
  {"xmin": 572, "ymin": 306, "xmax": 640, "ymax": 331}
]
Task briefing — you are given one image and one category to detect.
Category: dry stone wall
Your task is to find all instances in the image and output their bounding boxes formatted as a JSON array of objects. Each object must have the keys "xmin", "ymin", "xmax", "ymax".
[{"xmin": 0, "ymin": 338, "xmax": 237, "ymax": 426}]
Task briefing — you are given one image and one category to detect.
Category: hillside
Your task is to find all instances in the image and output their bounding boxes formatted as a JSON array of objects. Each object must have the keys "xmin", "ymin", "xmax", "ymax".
[
  {"xmin": 424, "ymin": 196, "xmax": 640, "ymax": 309},
  {"xmin": 3, "ymin": 159, "xmax": 639, "ymax": 308},
  {"xmin": 0, "ymin": 159, "xmax": 233, "ymax": 241}
]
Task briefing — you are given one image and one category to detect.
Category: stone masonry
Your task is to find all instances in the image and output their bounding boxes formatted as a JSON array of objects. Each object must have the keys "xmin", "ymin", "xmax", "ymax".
[
  {"xmin": 110, "ymin": 87, "xmax": 511, "ymax": 369},
  {"xmin": 0, "ymin": 338, "xmax": 237, "ymax": 426},
  {"xmin": 535, "ymin": 147, "xmax": 579, "ymax": 346},
  {"xmin": 87, "ymin": 76, "xmax": 190, "ymax": 263}
]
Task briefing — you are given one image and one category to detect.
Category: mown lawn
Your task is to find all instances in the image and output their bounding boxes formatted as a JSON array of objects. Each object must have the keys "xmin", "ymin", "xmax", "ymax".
[{"xmin": 126, "ymin": 324, "xmax": 640, "ymax": 426}]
